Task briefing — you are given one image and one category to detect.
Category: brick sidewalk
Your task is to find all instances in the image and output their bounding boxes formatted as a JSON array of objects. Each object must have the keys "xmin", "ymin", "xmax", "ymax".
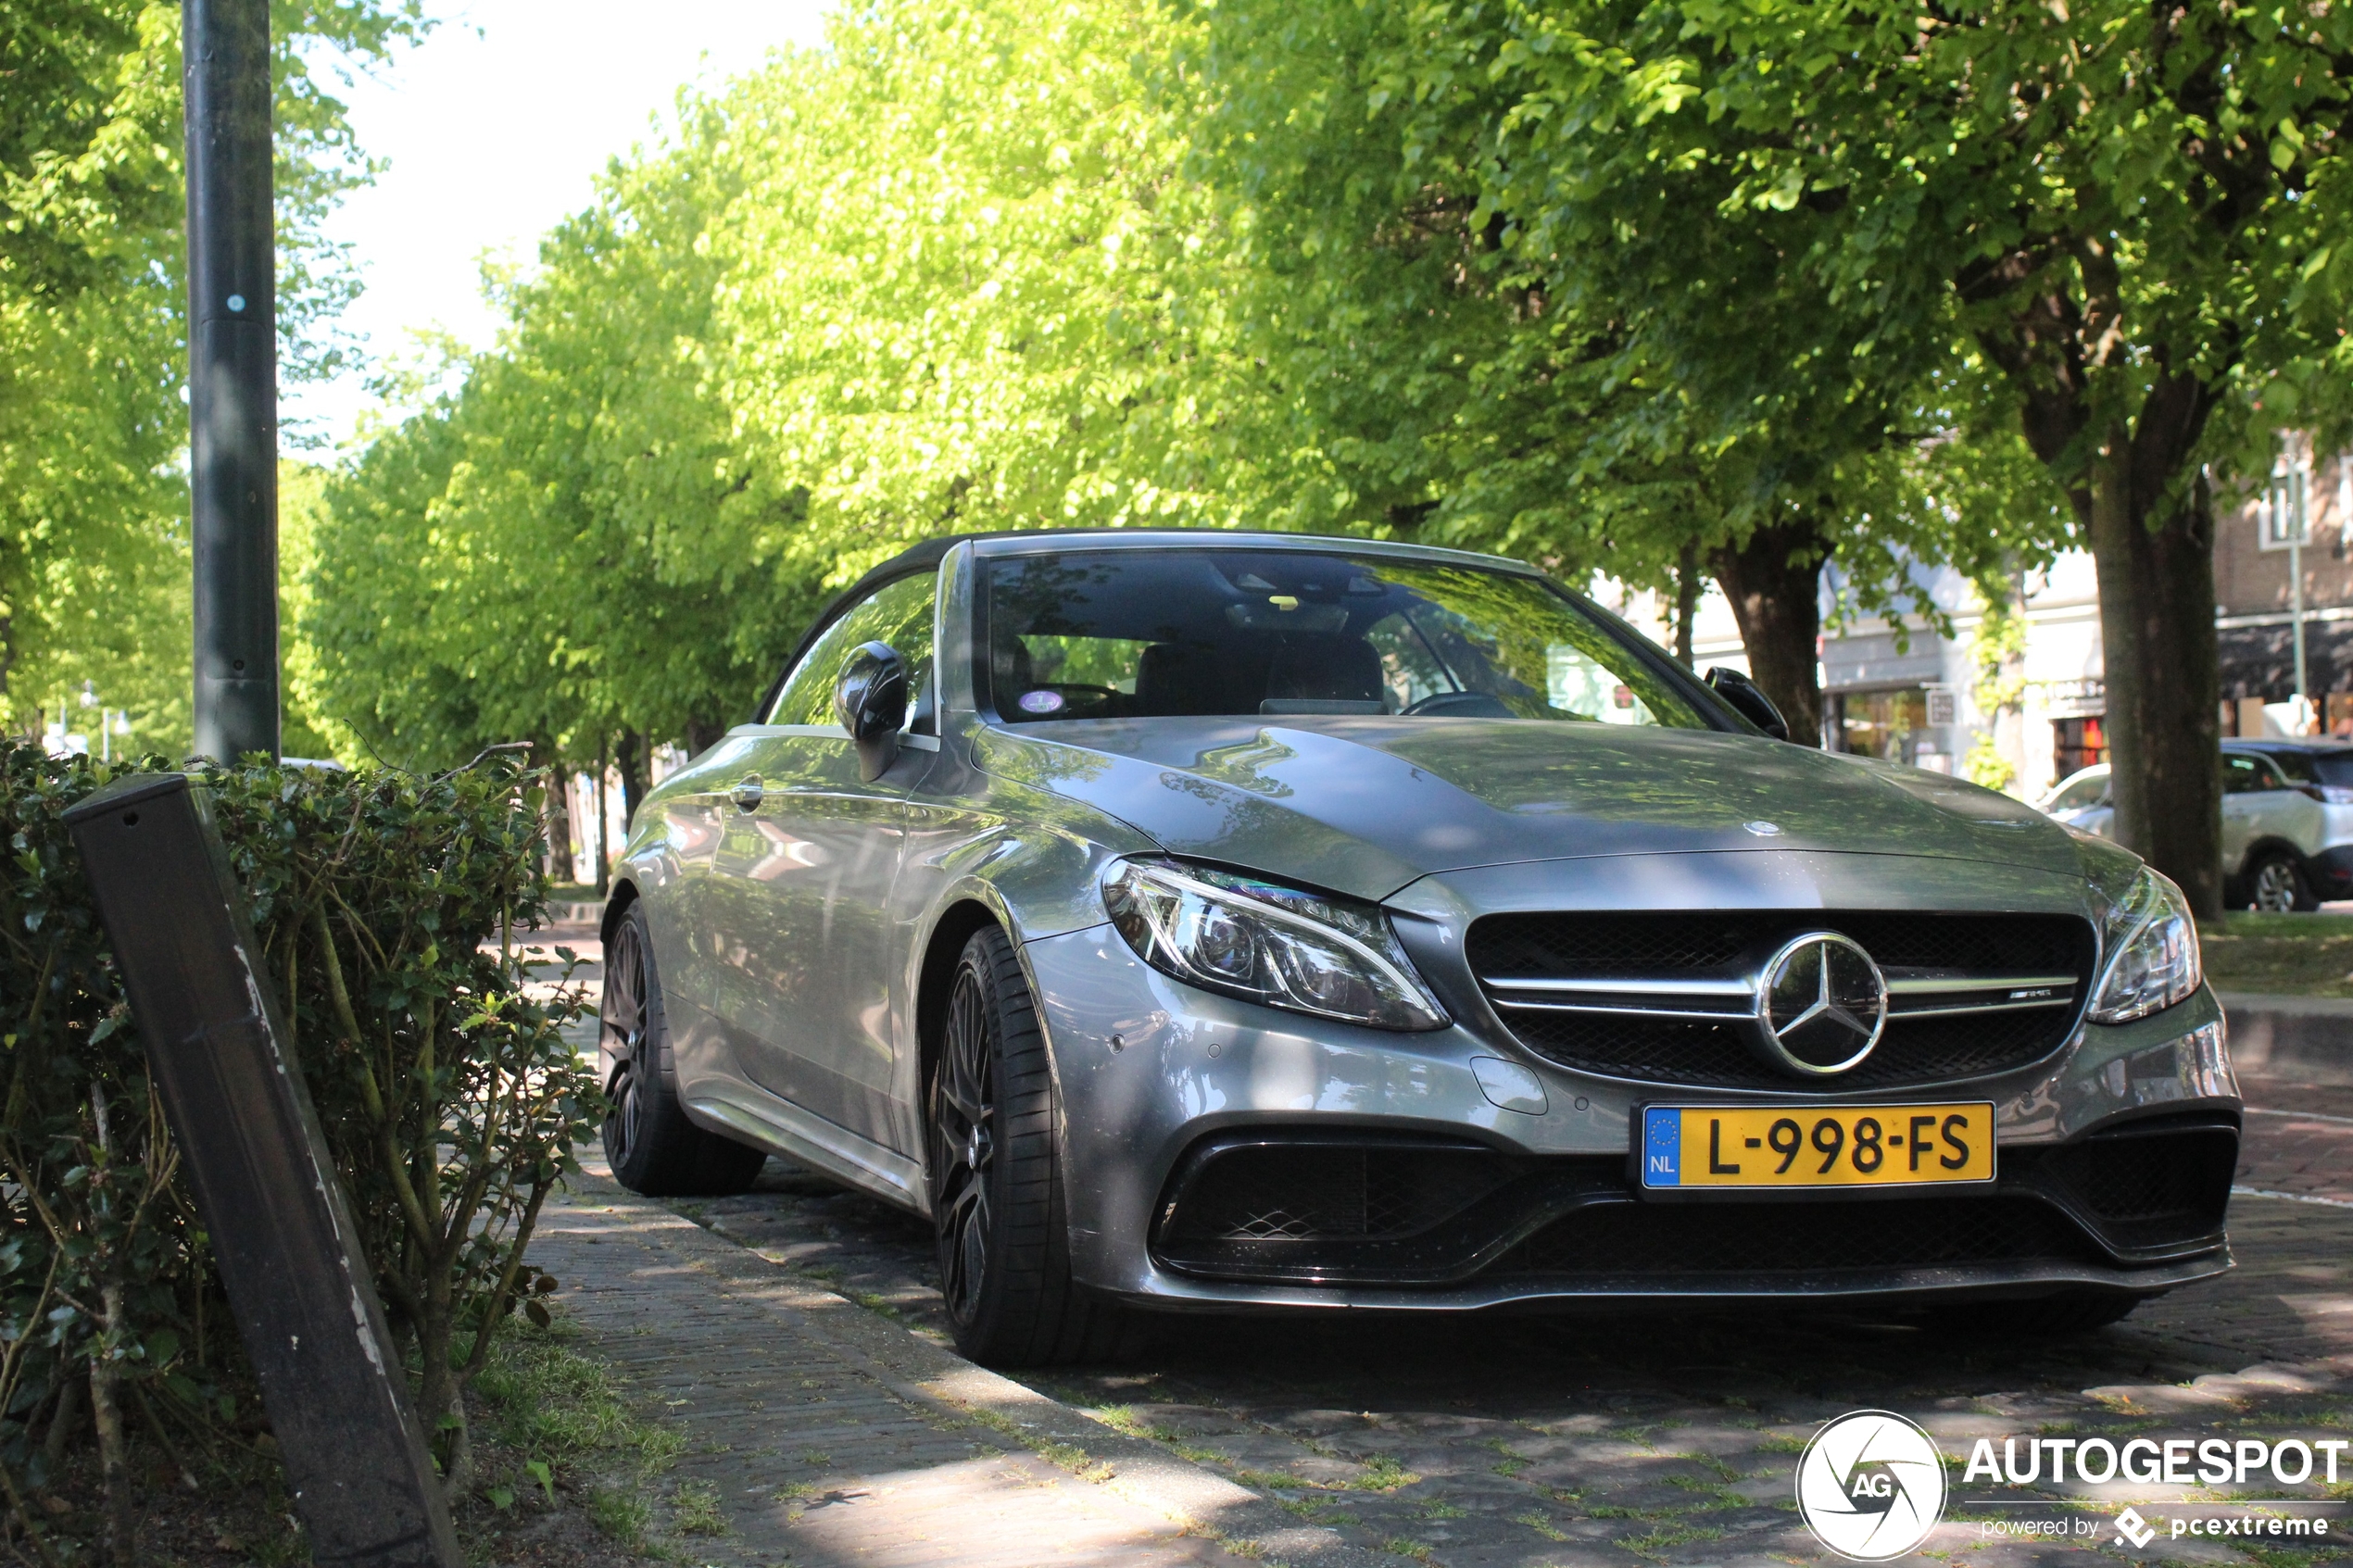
[{"xmin": 532, "ymin": 1168, "xmax": 1376, "ymax": 1568}]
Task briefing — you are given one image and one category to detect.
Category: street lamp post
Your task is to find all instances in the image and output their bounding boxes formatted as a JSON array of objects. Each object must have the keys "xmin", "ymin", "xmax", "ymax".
[{"xmin": 185, "ymin": 0, "xmax": 282, "ymax": 763}]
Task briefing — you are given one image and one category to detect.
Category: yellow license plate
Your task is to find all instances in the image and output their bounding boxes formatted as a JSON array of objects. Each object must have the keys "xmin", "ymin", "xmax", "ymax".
[{"xmin": 1639, "ymin": 1103, "xmax": 1996, "ymax": 1190}]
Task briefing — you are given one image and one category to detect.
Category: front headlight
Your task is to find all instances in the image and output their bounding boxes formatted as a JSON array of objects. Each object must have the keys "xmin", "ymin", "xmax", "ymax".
[
  {"xmin": 2088, "ymin": 867, "xmax": 2202, "ymax": 1023},
  {"xmin": 1102, "ymin": 859, "xmax": 1448, "ymax": 1031}
]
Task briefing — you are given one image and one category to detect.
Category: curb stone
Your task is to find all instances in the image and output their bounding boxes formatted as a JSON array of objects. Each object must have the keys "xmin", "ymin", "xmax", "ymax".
[{"xmin": 551, "ymin": 1165, "xmax": 1397, "ymax": 1568}]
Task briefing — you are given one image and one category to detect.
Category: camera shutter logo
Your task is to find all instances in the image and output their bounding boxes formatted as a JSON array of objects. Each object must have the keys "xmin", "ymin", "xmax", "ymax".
[{"xmin": 1795, "ymin": 1410, "xmax": 1948, "ymax": 1561}]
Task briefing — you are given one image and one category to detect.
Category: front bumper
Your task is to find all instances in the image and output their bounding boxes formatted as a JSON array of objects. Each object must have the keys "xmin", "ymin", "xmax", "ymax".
[{"xmin": 1026, "ymin": 924, "xmax": 2238, "ymax": 1311}]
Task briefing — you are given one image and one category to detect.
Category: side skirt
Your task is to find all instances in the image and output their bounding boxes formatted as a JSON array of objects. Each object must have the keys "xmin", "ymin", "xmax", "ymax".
[{"xmin": 686, "ymin": 1084, "xmax": 931, "ymax": 1218}]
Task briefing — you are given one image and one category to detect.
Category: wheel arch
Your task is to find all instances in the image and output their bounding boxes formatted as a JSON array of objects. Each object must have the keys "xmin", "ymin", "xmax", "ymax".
[
  {"xmin": 2237, "ymin": 834, "xmax": 2314, "ymax": 880},
  {"xmin": 600, "ymin": 878, "xmax": 640, "ymax": 947},
  {"xmin": 915, "ymin": 898, "xmax": 1007, "ymax": 1107}
]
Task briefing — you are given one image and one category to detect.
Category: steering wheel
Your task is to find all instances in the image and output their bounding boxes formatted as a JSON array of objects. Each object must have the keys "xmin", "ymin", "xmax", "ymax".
[{"xmin": 1403, "ymin": 689, "xmax": 1516, "ymax": 719}]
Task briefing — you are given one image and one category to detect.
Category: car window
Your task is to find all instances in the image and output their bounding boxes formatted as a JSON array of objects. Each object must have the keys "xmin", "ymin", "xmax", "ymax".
[
  {"xmin": 981, "ymin": 549, "xmax": 1705, "ymax": 726},
  {"xmin": 767, "ymin": 572, "xmax": 937, "ymax": 727},
  {"xmin": 2049, "ymin": 774, "xmax": 2107, "ymax": 811},
  {"xmin": 2223, "ymin": 754, "xmax": 2279, "ymax": 795},
  {"xmin": 2271, "ymin": 749, "xmax": 2321, "ymax": 784},
  {"xmin": 2315, "ymin": 751, "xmax": 2353, "ymax": 788}
]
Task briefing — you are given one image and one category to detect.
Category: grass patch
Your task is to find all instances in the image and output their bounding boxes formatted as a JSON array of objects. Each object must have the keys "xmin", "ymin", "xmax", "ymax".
[
  {"xmin": 1617, "ymin": 1521, "xmax": 1727, "ymax": 1558},
  {"xmin": 474, "ymin": 1313, "xmax": 685, "ymax": 1551},
  {"xmin": 2198, "ymin": 911, "xmax": 2353, "ymax": 997},
  {"xmin": 1514, "ymin": 1510, "xmax": 1569, "ymax": 1541},
  {"xmin": 670, "ymin": 1481, "xmax": 728, "ymax": 1537}
]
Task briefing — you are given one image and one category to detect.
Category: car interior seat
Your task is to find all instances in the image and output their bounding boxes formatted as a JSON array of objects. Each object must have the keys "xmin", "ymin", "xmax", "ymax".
[
  {"xmin": 1261, "ymin": 635, "xmax": 1386, "ymax": 713},
  {"xmin": 1136, "ymin": 642, "xmax": 1233, "ymax": 715}
]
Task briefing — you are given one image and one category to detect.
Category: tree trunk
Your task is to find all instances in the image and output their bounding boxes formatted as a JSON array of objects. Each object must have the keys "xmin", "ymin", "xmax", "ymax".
[
  {"xmin": 592, "ymin": 739, "xmax": 610, "ymax": 898},
  {"xmin": 1673, "ymin": 538, "xmax": 1701, "ymax": 669},
  {"xmin": 41, "ymin": 1372, "xmax": 82, "ymax": 1474},
  {"xmin": 89, "ymin": 1303, "xmax": 132, "ymax": 1565},
  {"xmin": 2086, "ymin": 436, "xmax": 2223, "ymax": 915},
  {"xmin": 1710, "ymin": 518, "xmax": 1827, "ymax": 746},
  {"xmin": 416, "ymin": 1280, "xmax": 471, "ymax": 1498},
  {"xmin": 536, "ymin": 736, "xmax": 574, "ymax": 885},
  {"xmin": 616, "ymin": 730, "xmax": 647, "ymax": 826}
]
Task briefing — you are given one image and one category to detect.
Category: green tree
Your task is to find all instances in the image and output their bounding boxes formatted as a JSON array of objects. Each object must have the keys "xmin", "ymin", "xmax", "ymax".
[
  {"xmin": 1322, "ymin": 0, "xmax": 2353, "ymax": 906},
  {"xmin": 306, "ymin": 105, "xmax": 793, "ymax": 774},
  {"xmin": 1176, "ymin": 0, "xmax": 2081, "ymax": 743},
  {"xmin": 0, "ymin": 0, "xmax": 422, "ymax": 748}
]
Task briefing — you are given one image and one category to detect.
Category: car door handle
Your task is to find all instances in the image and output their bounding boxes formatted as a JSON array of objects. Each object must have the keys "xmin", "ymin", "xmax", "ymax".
[{"xmin": 732, "ymin": 776, "xmax": 764, "ymax": 813}]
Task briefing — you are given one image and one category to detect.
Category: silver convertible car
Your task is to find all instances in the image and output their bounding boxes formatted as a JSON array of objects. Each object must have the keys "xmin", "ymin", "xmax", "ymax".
[{"xmin": 598, "ymin": 531, "xmax": 2237, "ymax": 1366}]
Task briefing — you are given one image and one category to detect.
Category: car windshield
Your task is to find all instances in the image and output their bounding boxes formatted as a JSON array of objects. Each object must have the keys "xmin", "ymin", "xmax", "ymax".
[{"xmin": 981, "ymin": 548, "xmax": 1708, "ymax": 727}]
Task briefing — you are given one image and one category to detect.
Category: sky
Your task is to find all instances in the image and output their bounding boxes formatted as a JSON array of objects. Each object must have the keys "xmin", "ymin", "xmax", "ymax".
[{"xmin": 284, "ymin": 0, "xmax": 831, "ymax": 447}]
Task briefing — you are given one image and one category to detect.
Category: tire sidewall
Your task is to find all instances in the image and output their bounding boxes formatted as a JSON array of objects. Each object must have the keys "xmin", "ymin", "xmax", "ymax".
[{"xmin": 939, "ymin": 936, "xmax": 1017, "ymax": 1337}]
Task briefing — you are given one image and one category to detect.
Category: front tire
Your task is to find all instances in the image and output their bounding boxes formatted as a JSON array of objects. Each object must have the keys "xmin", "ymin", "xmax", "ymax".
[
  {"xmin": 2247, "ymin": 851, "xmax": 2317, "ymax": 913},
  {"xmin": 928, "ymin": 926, "xmax": 1138, "ymax": 1367},
  {"xmin": 601, "ymin": 901, "xmax": 766, "ymax": 1197}
]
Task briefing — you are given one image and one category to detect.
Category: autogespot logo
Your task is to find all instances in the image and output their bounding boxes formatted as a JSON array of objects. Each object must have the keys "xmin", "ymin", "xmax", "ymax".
[{"xmin": 1796, "ymin": 1410, "xmax": 1949, "ymax": 1561}]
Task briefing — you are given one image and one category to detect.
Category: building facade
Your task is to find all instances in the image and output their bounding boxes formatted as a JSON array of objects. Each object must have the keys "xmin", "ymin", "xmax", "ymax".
[{"xmin": 1597, "ymin": 455, "xmax": 2350, "ymax": 802}]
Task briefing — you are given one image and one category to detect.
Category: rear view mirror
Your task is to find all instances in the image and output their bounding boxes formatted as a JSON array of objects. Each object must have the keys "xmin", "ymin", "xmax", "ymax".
[
  {"xmin": 1705, "ymin": 666, "xmax": 1791, "ymax": 742},
  {"xmin": 835, "ymin": 642, "xmax": 909, "ymax": 780}
]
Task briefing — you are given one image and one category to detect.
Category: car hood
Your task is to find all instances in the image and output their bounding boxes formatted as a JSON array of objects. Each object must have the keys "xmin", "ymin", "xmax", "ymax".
[{"xmin": 971, "ymin": 716, "xmax": 2084, "ymax": 902}]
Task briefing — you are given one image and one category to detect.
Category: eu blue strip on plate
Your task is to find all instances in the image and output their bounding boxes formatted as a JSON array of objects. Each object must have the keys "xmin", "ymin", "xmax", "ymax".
[{"xmin": 1642, "ymin": 1107, "xmax": 1680, "ymax": 1186}]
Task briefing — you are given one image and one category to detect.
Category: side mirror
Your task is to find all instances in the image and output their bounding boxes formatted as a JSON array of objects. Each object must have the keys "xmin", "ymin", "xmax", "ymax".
[
  {"xmin": 835, "ymin": 642, "xmax": 909, "ymax": 781},
  {"xmin": 1705, "ymin": 666, "xmax": 1791, "ymax": 742}
]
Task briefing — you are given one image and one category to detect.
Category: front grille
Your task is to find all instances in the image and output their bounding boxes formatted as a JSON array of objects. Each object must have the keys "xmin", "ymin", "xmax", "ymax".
[
  {"xmin": 1468, "ymin": 911, "xmax": 2095, "ymax": 1090},
  {"xmin": 2009, "ymin": 1116, "xmax": 2237, "ymax": 1252},
  {"xmin": 1148, "ymin": 1129, "xmax": 2226, "ymax": 1288},
  {"xmin": 1162, "ymin": 1141, "xmax": 1515, "ymax": 1243},
  {"xmin": 1491, "ymin": 1196, "xmax": 2096, "ymax": 1278},
  {"xmin": 1151, "ymin": 1138, "xmax": 1616, "ymax": 1284}
]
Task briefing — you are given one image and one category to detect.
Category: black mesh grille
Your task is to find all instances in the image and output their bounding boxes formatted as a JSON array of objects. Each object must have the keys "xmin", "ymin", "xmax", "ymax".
[
  {"xmin": 1493, "ymin": 1196, "xmax": 2095, "ymax": 1278},
  {"xmin": 1470, "ymin": 911, "xmax": 2095, "ymax": 1089},
  {"xmin": 1471, "ymin": 911, "xmax": 2089, "ymax": 980},
  {"xmin": 2015, "ymin": 1120, "xmax": 2237, "ymax": 1250},
  {"xmin": 1163, "ymin": 1142, "xmax": 1516, "ymax": 1243}
]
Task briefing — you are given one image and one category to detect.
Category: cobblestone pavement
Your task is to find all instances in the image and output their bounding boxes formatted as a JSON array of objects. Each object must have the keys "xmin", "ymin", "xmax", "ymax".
[
  {"xmin": 632, "ymin": 1068, "xmax": 2353, "ymax": 1568},
  {"xmin": 535, "ymin": 1173, "xmax": 1295, "ymax": 1568},
  {"xmin": 537, "ymin": 909, "xmax": 2352, "ymax": 1563}
]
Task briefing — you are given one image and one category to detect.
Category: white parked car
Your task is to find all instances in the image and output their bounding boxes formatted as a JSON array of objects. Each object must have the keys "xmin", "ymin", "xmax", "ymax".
[{"xmin": 2035, "ymin": 745, "xmax": 2353, "ymax": 910}]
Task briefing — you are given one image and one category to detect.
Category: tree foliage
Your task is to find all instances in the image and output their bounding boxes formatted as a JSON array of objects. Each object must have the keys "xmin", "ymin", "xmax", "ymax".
[
  {"xmin": 1382, "ymin": 0, "xmax": 2353, "ymax": 899},
  {"xmin": 0, "ymin": 0, "xmax": 420, "ymax": 753},
  {"xmin": 0, "ymin": 747, "xmax": 594, "ymax": 1556}
]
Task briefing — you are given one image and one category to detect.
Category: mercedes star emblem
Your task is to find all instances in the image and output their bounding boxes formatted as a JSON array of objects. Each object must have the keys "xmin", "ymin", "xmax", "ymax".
[{"xmin": 1751, "ymin": 932, "xmax": 1888, "ymax": 1075}]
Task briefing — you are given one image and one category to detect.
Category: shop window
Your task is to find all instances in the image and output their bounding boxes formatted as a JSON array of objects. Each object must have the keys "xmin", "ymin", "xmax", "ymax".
[
  {"xmin": 1832, "ymin": 687, "xmax": 1930, "ymax": 763},
  {"xmin": 2054, "ymin": 715, "xmax": 2107, "ymax": 781}
]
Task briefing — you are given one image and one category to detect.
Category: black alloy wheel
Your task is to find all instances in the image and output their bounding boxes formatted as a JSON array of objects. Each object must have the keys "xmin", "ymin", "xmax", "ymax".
[
  {"xmin": 931, "ymin": 948, "xmax": 998, "ymax": 1323},
  {"xmin": 925, "ymin": 926, "xmax": 1142, "ymax": 1367},
  {"xmin": 2247, "ymin": 851, "xmax": 2317, "ymax": 913},
  {"xmin": 600, "ymin": 902, "xmax": 766, "ymax": 1197}
]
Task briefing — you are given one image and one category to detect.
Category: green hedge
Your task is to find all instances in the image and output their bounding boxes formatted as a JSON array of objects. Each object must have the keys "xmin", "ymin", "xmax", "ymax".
[{"xmin": 0, "ymin": 745, "xmax": 600, "ymax": 1559}]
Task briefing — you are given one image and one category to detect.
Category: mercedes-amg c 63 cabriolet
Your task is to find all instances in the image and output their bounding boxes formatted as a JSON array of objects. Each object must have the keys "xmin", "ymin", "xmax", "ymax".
[{"xmin": 597, "ymin": 531, "xmax": 2237, "ymax": 1366}]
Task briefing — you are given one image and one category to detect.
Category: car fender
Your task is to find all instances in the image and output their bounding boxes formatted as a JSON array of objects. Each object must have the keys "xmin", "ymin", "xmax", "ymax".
[{"xmin": 889, "ymin": 746, "xmax": 1161, "ymax": 1154}]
